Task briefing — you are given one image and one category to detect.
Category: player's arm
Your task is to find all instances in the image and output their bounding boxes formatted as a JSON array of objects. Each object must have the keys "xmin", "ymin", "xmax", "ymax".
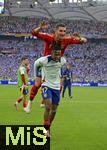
[
  {"xmin": 73, "ymin": 32, "xmax": 87, "ymax": 43},
  {"xmin": 61, "ymin": 57, "xmax": 67, "ymax": 66},
  {"xmin": 62, "ymin": 71, "xmax": 67, "ymax": 80},
  {"xmin": 32, "ymin": 21, "xmax": 52, "ymax": 42},
  {"xmin": 20, "ymin": 67, "xmax": 27, "ymax": 88},
  {"xmin": 34, "ymin": 57, "xmax": 47, "ymax": 78},
  {"xmin": 26, "ymin": 64, "xmax": 30, "ymax": 74},
  {"xmin": 64, "ymin": 32, "xmax": 87, "ymax": 45}
]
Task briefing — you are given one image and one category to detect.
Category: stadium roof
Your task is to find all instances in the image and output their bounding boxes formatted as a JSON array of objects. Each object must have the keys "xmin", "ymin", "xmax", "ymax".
[{"xmin": 4, "ymin": 0, "xmax": 107, "ymax": 21}]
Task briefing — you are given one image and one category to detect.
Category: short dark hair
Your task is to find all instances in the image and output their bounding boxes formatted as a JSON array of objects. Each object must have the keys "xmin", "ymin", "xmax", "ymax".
[
  {"xmin": 51, "ymin": 41, "xmax": 61, "ymax": 57},
  {"xmin": 51, "ymin": 41, "xmax": 61, "ymax": 51},
  {"xmin": 55, "ymin": 23, "xmax": 66, "ymax": 29},
  {"xmin": 21, "ymin": 56, "xmax": 28, "ymax": 62}
]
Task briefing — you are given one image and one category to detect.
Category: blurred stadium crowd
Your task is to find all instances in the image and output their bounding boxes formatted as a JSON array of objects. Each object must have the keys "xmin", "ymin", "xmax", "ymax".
[
  {"xmin": 0, "ymin": 16, "xmax": 107, "ymax": 82},
  {"xmin": 0, "ymin": 16, "xmax": 107, "ymax": 35}
]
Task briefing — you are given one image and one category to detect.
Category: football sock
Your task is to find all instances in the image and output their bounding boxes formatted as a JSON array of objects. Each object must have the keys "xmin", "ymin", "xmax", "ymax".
[
  {"xmin": 44, "ymin": 118, "xmax": 50, "ymax": 130},
  {"xmin": 23, "ymin": 101, "xmax": 27, "ymax": 108},
  {"xmin": 26, "ymin": 100, "xmax": 32, "ymax": 109},
  {"xmin": 17, "ymin": 98, "xmax": 23, "ymax": 103},
  {"xmin": 30, "ymin": 85, "xmax": 39, "ymax": 101}
]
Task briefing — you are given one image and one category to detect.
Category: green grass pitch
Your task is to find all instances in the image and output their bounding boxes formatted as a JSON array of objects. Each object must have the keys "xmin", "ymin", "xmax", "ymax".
[{"xmin": 0, "ymin": 85, "xmax": 107, "ymax": 150}]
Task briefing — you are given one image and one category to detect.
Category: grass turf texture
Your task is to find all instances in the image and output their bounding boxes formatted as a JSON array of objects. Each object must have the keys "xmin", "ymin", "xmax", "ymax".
[{"xmin": 0, "ymin": 85, "xmax": 107, "ymax": 150}]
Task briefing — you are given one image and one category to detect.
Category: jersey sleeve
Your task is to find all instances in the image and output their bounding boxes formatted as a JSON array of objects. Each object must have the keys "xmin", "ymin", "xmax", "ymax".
[
  {"xmin": 61, "ymin": 57, "xmax": 67, "ymax": 66},
  {"xmin": 34, "ymin": 57, "xmax": 47, "ymax": 77},
  {"xmin": 19, "ymin": 67, "xmax": 25, "ymax": 75},
  {"xmin": 64, "ymin": 36, "xmax": 83, "ymax": 45},
  {"xmin": 19, "ymin": 67, "xmax": 26, "ymax": 85},
  {"xmin": 32, "ymin": 29, "xmax": 53, "ymax": 42}
]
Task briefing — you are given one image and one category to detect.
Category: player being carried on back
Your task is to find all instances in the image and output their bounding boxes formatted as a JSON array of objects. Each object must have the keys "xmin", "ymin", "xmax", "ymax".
[
  {"xmin": 14, "ymin": 56, "xmax": 30, "ymax": 111},
  {"xmin": 26, "ymin": 21, "xmax": 87, "ymax": 112}
]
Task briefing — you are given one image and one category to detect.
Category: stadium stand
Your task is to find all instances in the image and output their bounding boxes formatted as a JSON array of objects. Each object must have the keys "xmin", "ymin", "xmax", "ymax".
[
  {"xmin": 0, "ymin": 0, "xmax": 107, "ymax": 83},
  {"xmin": 0, "ymin": 18, "xmax": 107, "ymax": 82}
]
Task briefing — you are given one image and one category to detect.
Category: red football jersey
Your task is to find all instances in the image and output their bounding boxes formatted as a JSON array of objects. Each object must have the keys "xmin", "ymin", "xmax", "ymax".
[{"xmin": 32, "ymin": 30, "xmax": 83, "ymax": 56}]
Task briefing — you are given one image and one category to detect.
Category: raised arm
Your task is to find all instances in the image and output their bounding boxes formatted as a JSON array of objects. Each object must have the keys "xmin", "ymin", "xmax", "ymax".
[
  {"xmin": 32, "ymin": 21, "xmax": 52, "ymax": 42},
  {"xmin": 73, "ymin": 32, "xmax": 87, "ymax": 43},
  {"xmin": 64, "ymin": 32, "xmax": 87, "ymax": 45}
]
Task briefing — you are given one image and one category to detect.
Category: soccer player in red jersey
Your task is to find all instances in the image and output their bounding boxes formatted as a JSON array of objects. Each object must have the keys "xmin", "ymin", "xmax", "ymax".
[{"xmin": 26, "ymin": 21, "xmax": 87, "ymax": 112}]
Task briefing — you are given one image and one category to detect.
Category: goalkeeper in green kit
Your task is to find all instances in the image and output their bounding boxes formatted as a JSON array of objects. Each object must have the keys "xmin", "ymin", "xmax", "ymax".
[{"xmin": 14, "ymin": 56, "xmax": 30, "ymax": 111}]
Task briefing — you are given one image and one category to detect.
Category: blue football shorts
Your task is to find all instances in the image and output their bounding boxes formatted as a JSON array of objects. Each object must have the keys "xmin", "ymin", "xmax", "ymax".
[{"xmin": 42, "ymin": 86, "xmax": 60, "ymax": 105}]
